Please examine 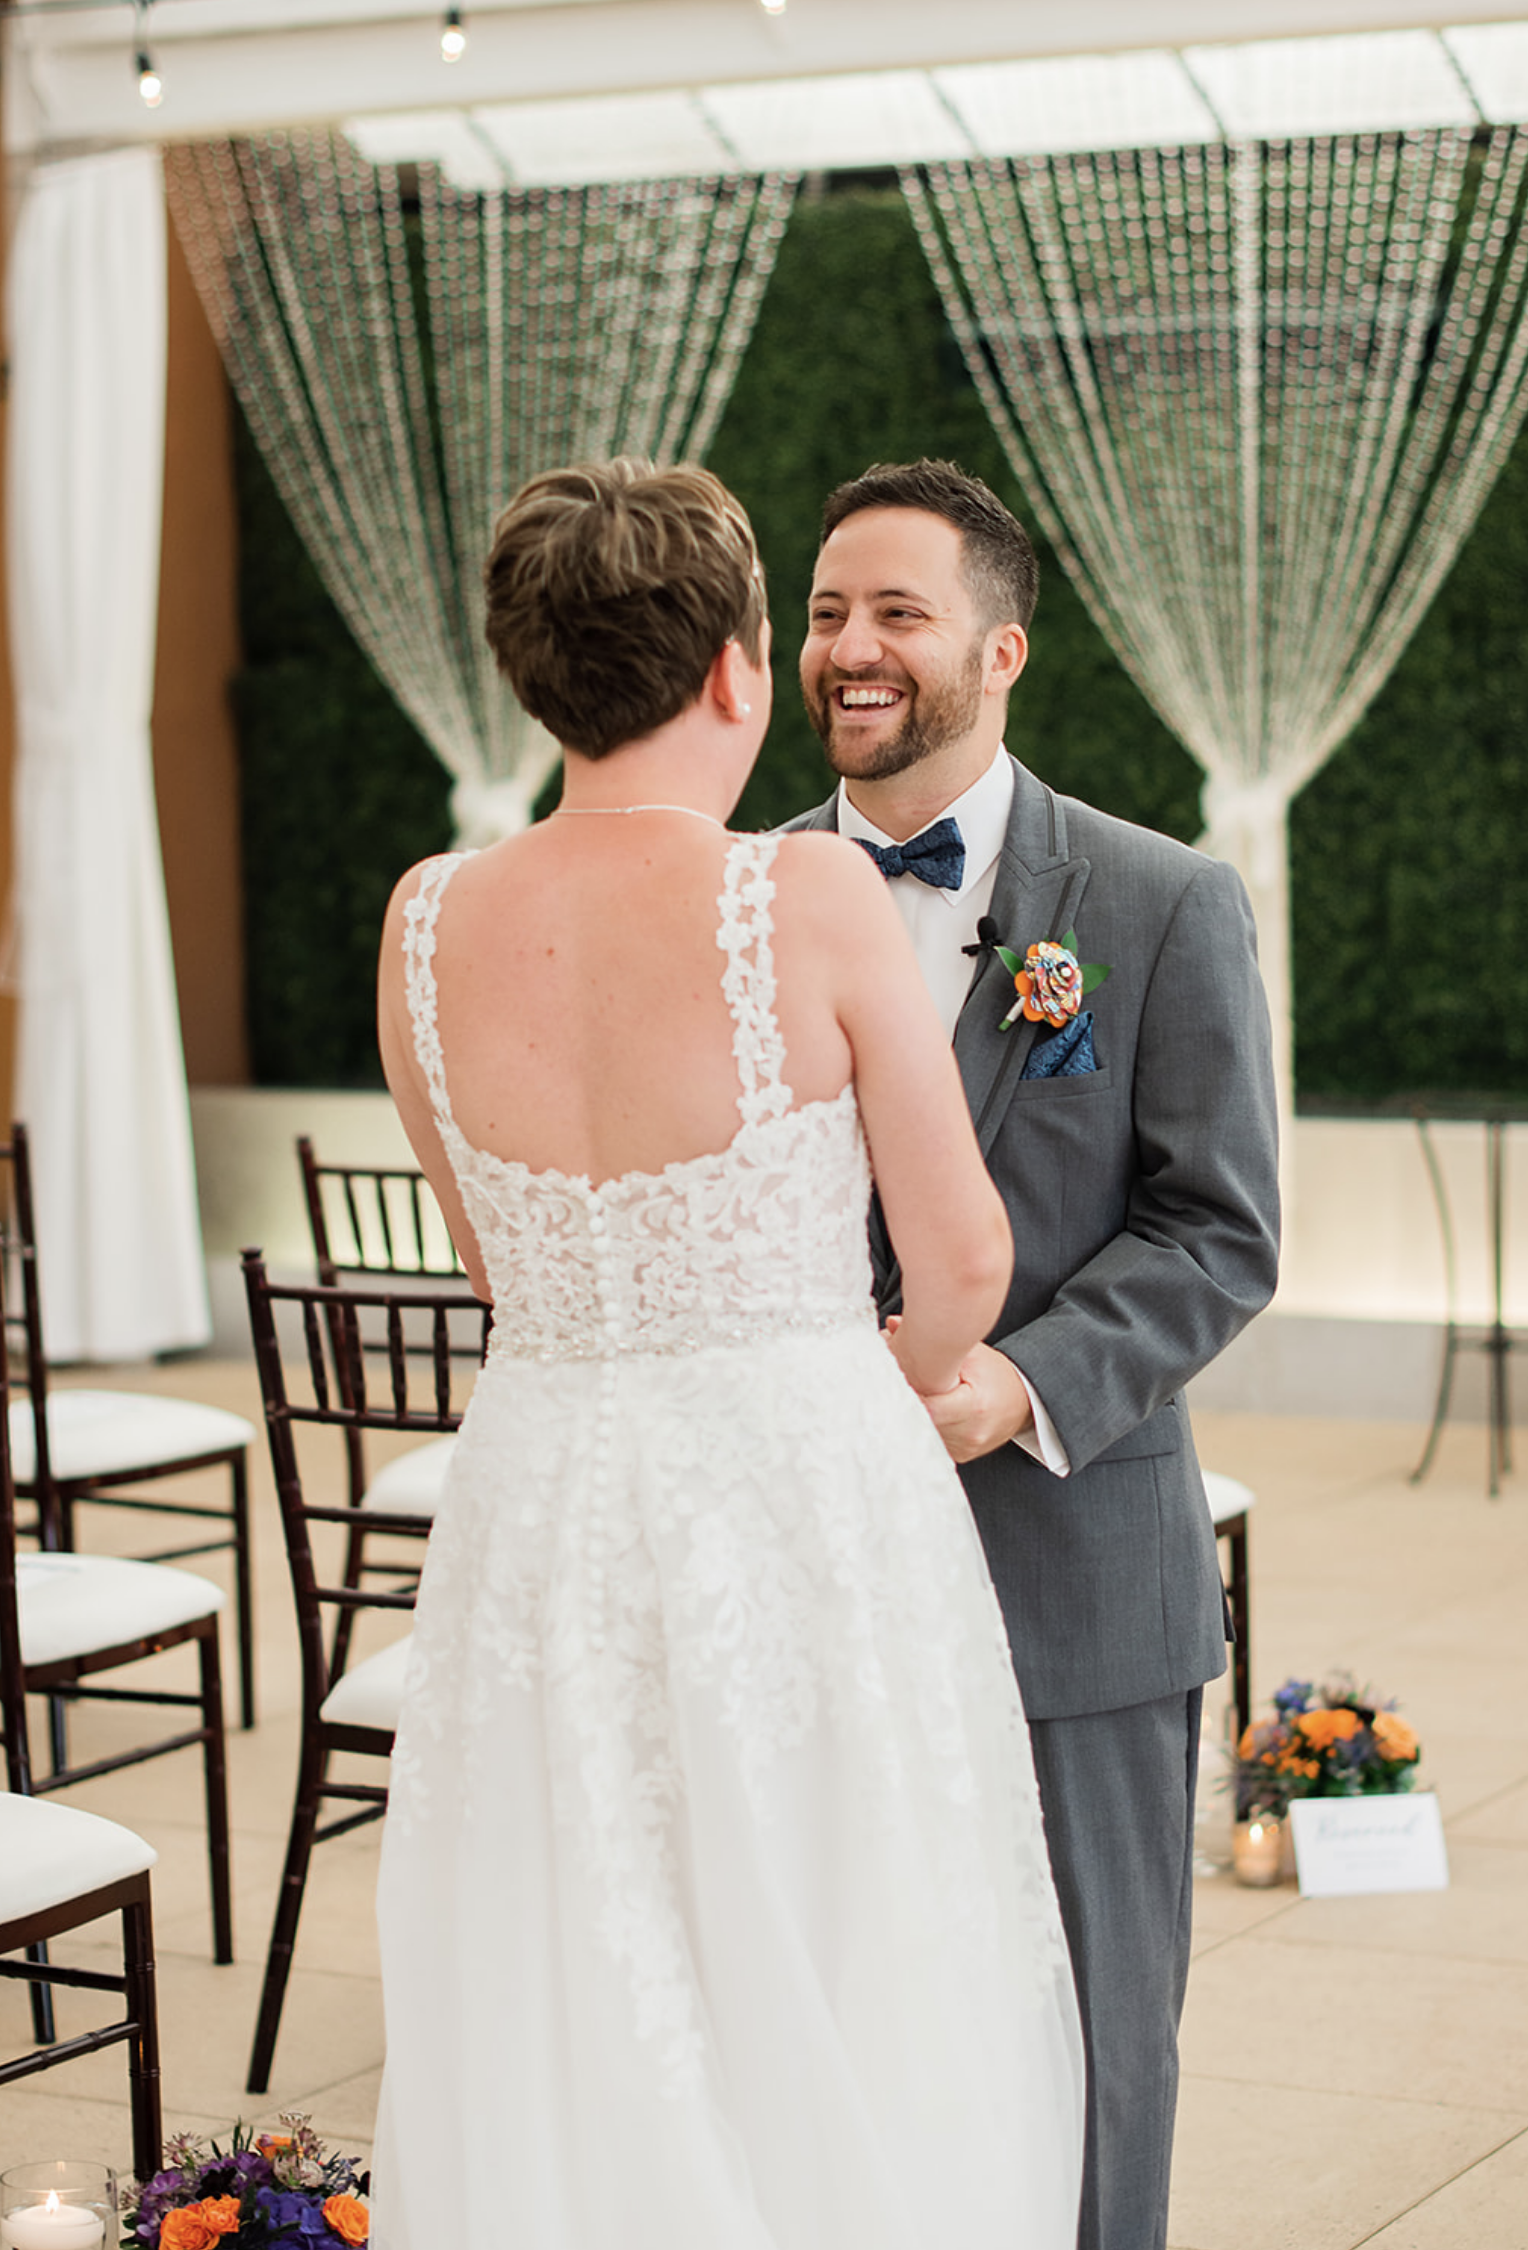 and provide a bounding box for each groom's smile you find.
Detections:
[826,676,911,729]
